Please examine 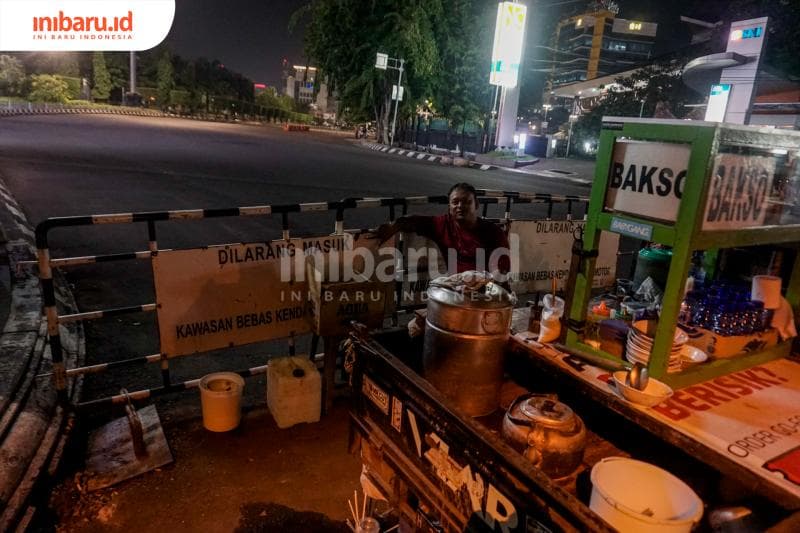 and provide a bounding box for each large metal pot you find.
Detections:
[422,281,513,417]
[502,394,587,479]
